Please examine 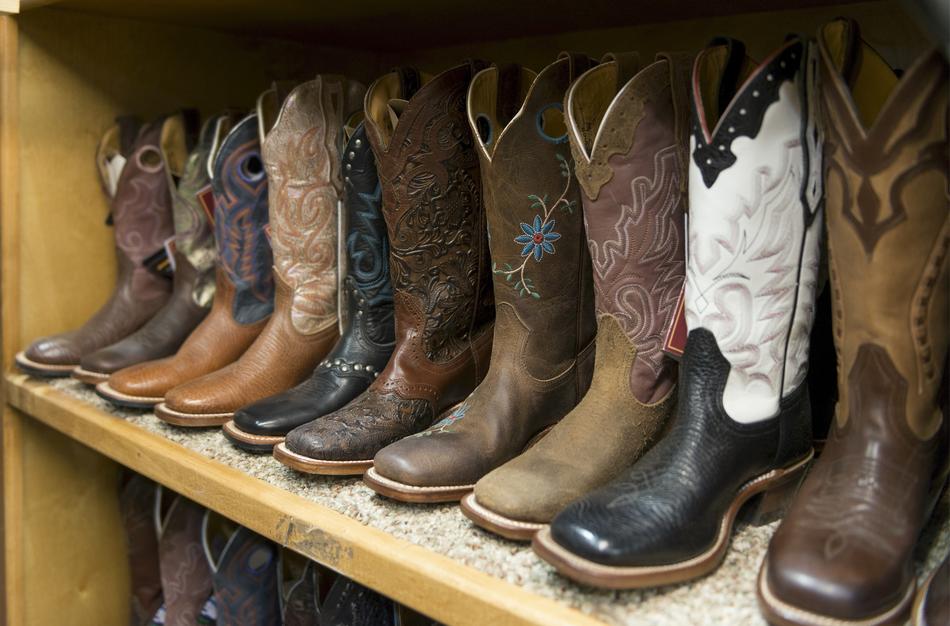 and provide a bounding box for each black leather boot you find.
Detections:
[223,122,395,453]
